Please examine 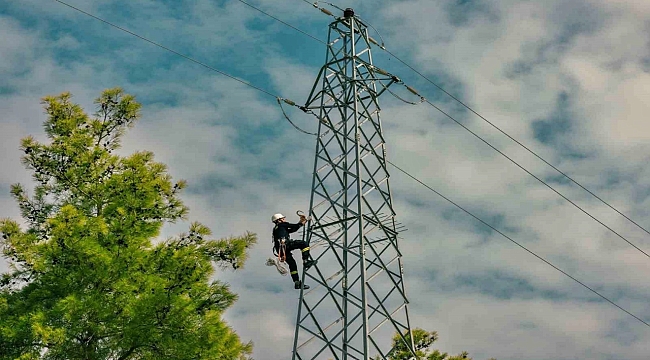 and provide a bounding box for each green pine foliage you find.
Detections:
[383,328,496,360]
[0,89,257,359]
